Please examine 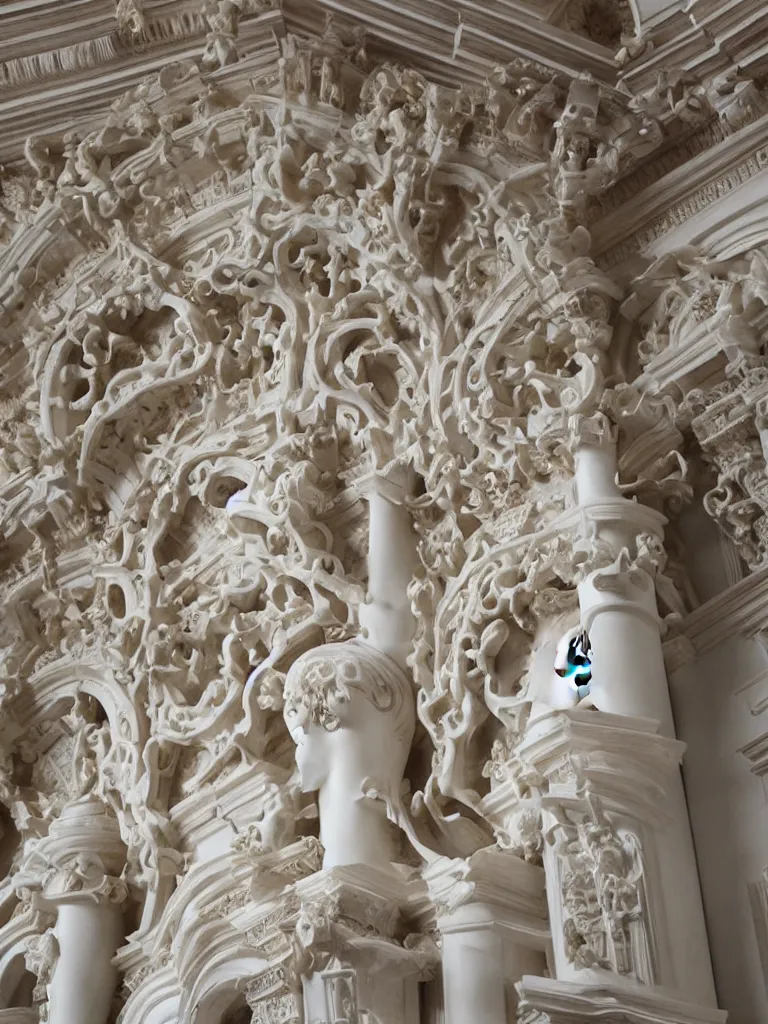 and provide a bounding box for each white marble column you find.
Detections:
[48,901,124,1024]
[358,468,417,669]
[572,418,676,734]
[17,798,128,1024]
[521,708,719,1007]
[425,847,549,1024]
[441,905,506,1024]
[575,566,716,1002]
[556,421,718,1007]
[279,460,428,1023]
[579,557,676,736]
